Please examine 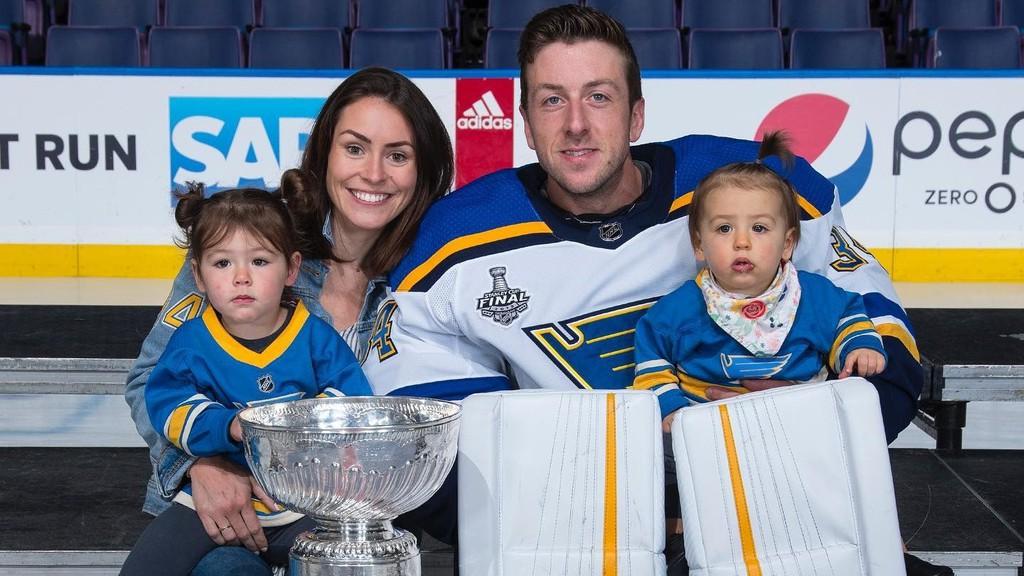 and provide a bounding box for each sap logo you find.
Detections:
[169,97,324,193]
[756,94,873,205]
[456,91,512,130]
